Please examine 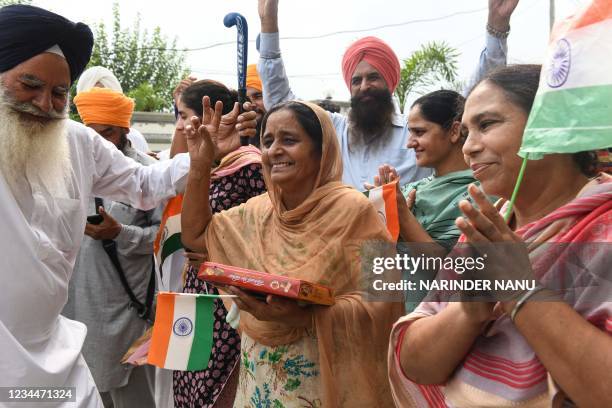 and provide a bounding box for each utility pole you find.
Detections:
[549,0,556,32]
